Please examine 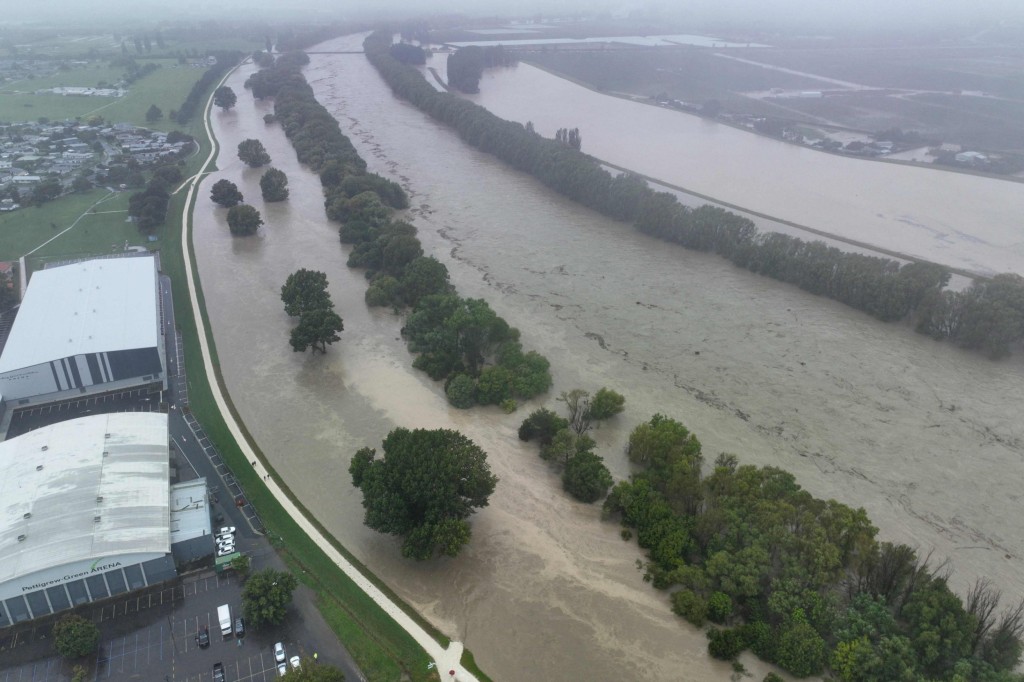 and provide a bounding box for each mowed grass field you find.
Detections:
[0,60,207,131]
[0,189,147,263]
